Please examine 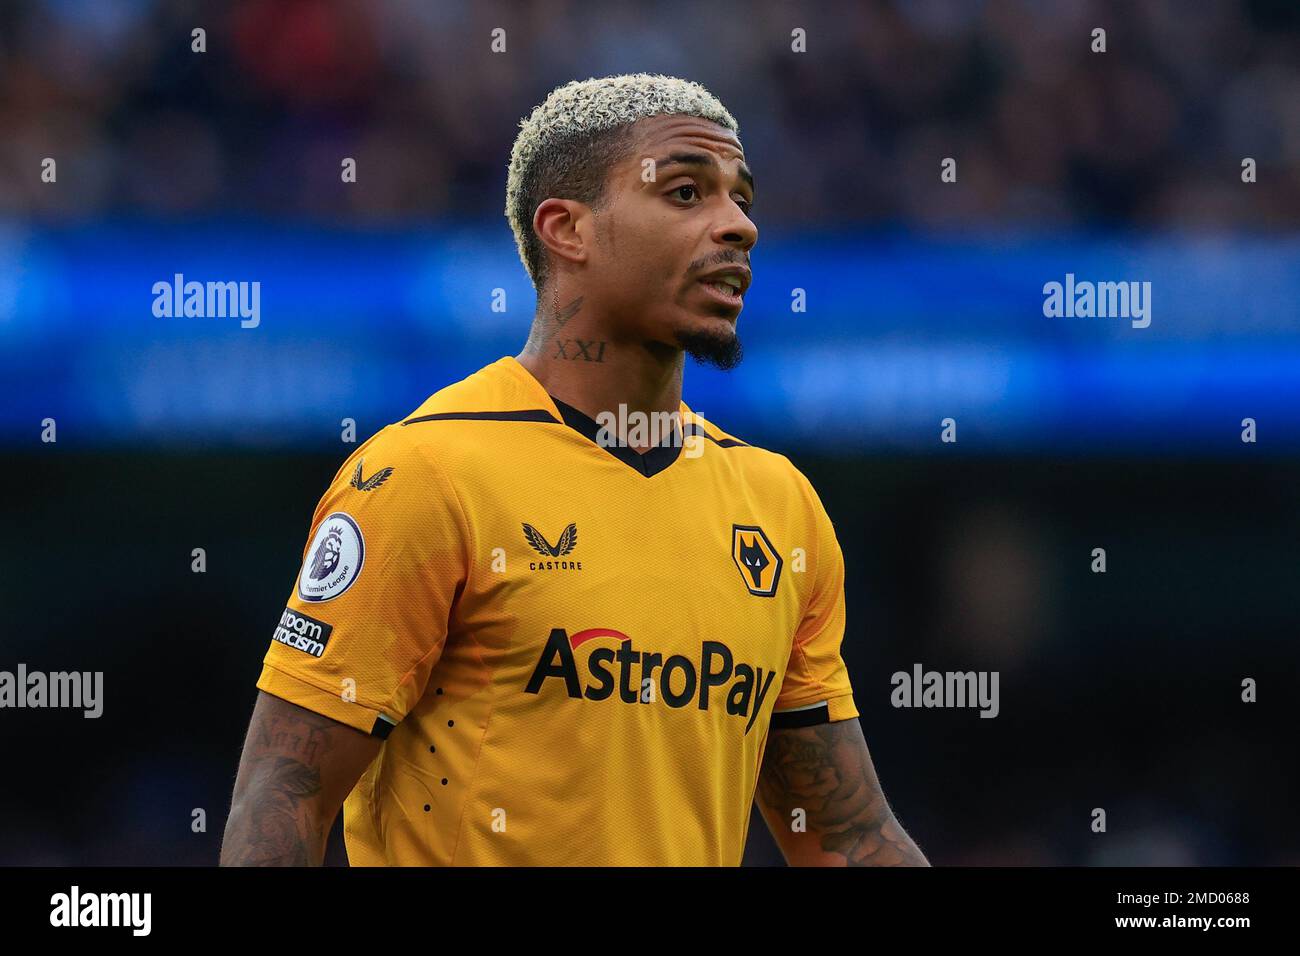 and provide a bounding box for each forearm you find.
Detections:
[220,765,332,866]
[758,801,928,867]
[756,718,929,866]
[220,692,364,867]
